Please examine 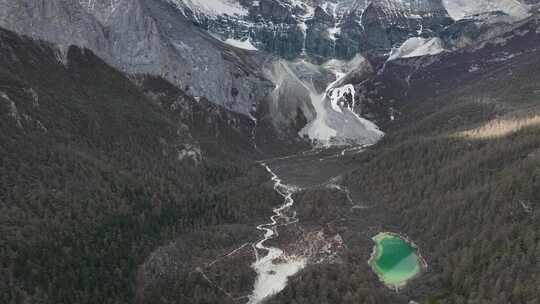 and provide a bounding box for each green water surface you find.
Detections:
[370,233,421,287]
